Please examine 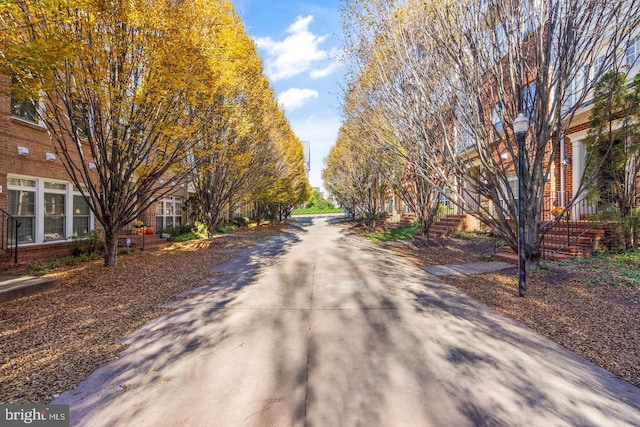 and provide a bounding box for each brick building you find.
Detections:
[0,73,188,263]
